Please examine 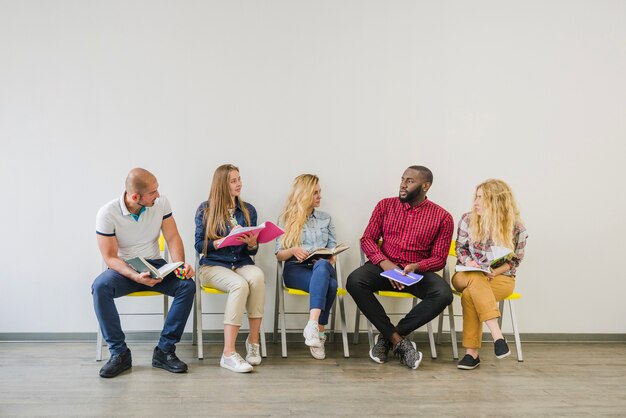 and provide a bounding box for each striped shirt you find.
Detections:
[455,212,528,276]
[361,197,454,272]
